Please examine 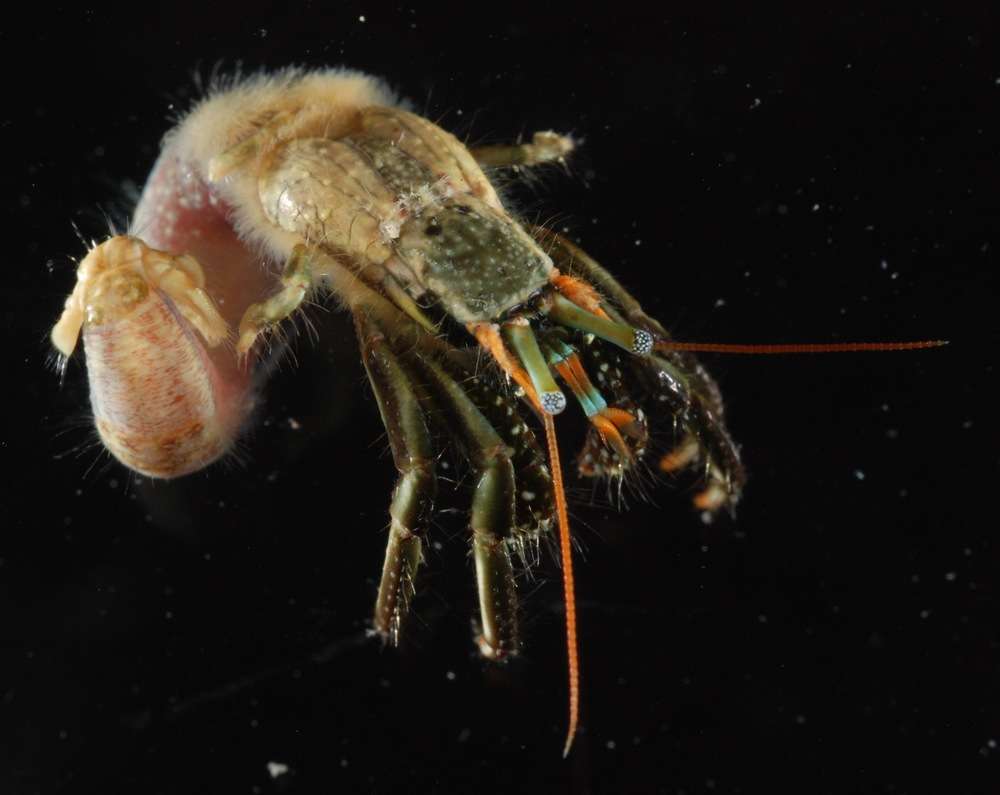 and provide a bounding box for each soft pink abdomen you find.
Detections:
[85,142,274,477]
